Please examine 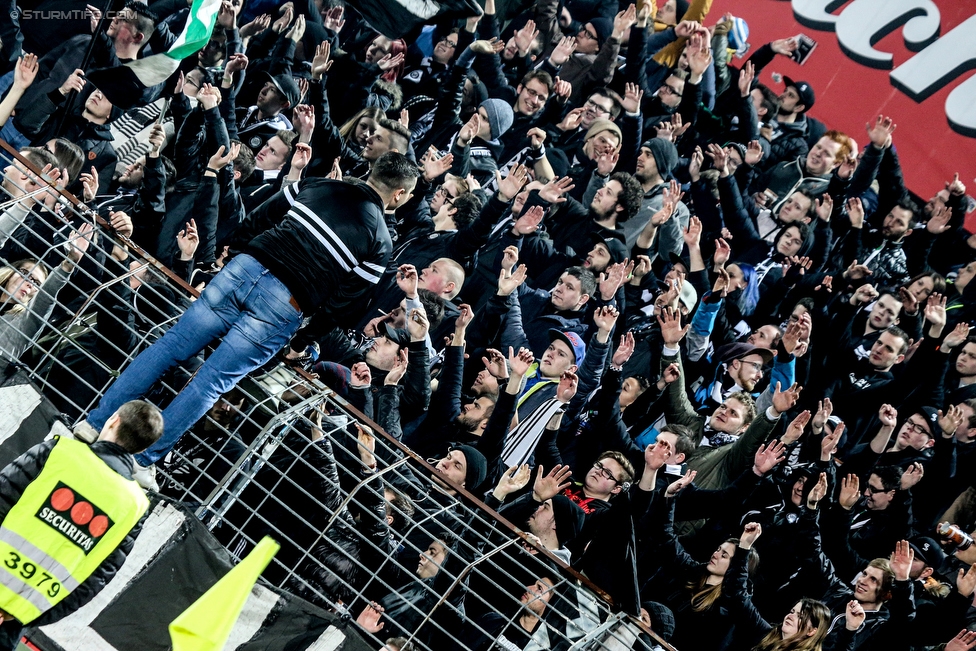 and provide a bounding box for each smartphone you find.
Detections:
[155,98,171,125]
[790,34,818,65]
